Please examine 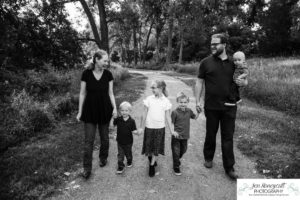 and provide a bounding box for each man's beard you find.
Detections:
[212,48,224,57]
